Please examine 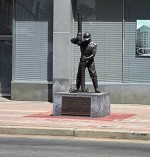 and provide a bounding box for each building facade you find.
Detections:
[1,0,150,104]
